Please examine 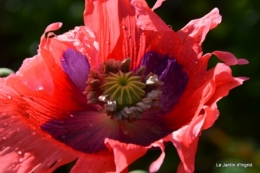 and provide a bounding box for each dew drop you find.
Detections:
[7,95,12,99]
[19,157,24,162]
[69,114,74,118]
[122,25,127,30]
[38,87,44,91]
[73,41,80,47]
[17,150,22,155]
